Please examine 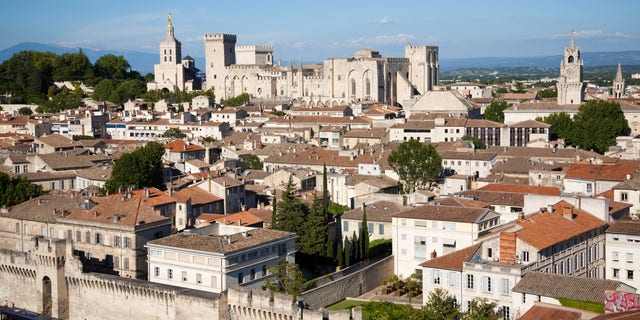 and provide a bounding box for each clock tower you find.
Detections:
[557,31,585,105]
